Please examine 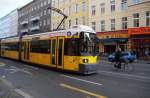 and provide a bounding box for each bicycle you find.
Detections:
[111,58,135,72]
